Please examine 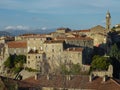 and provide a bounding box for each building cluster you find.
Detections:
[0,11,112,75]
